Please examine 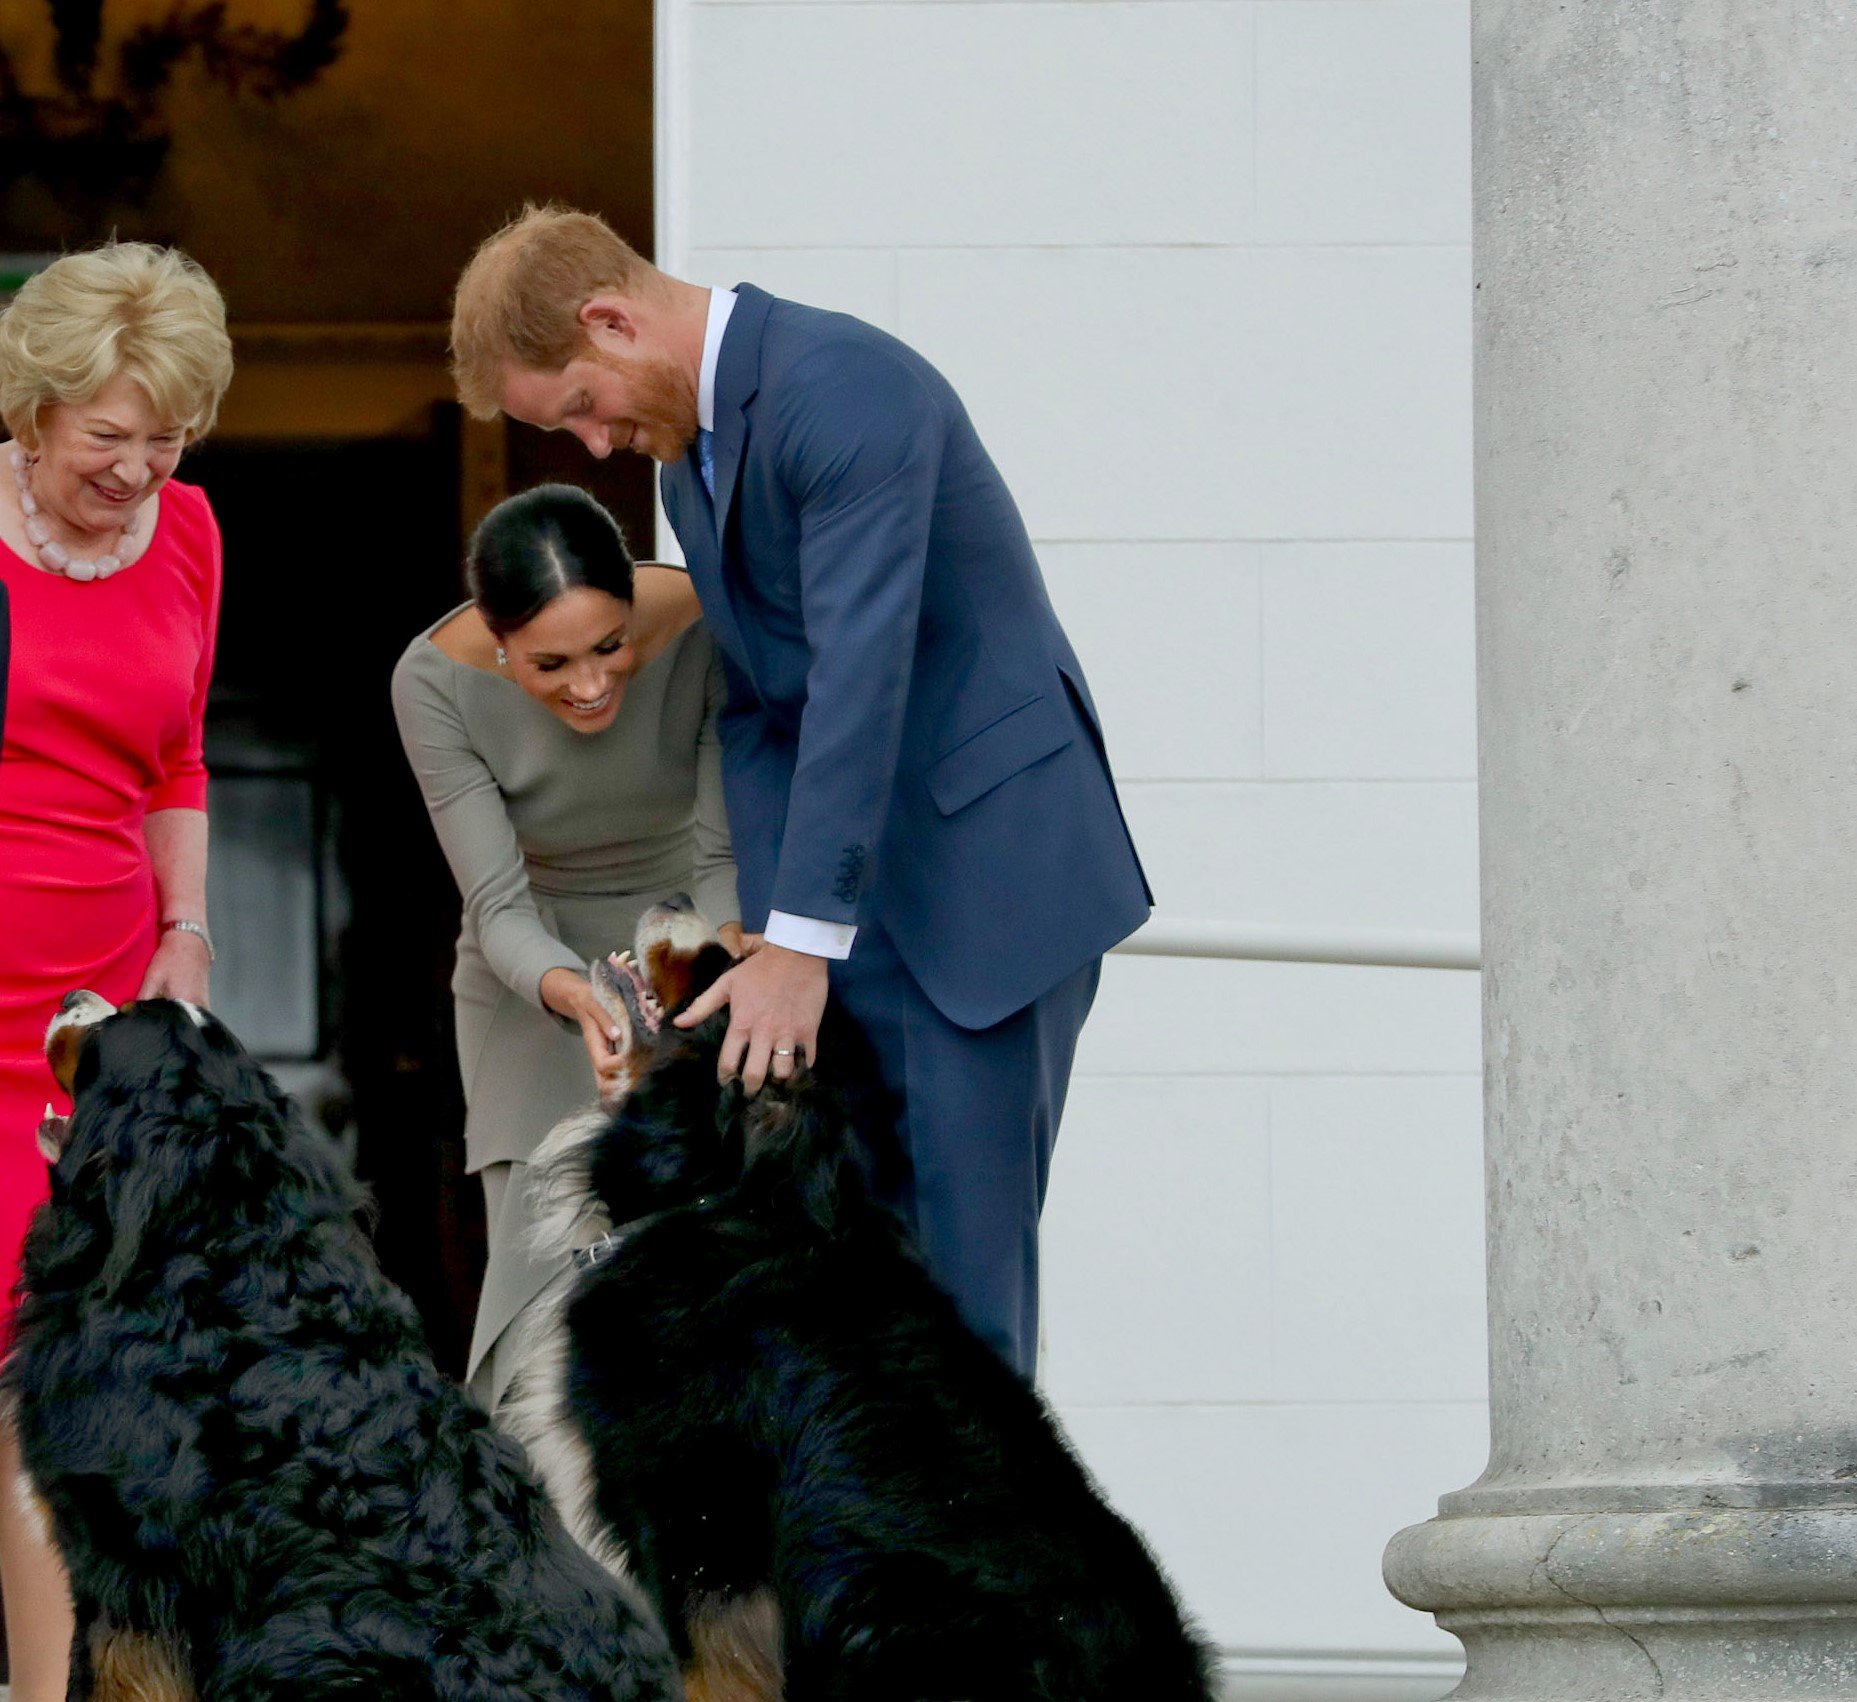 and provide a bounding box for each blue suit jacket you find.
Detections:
[662,286,1151,1030]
